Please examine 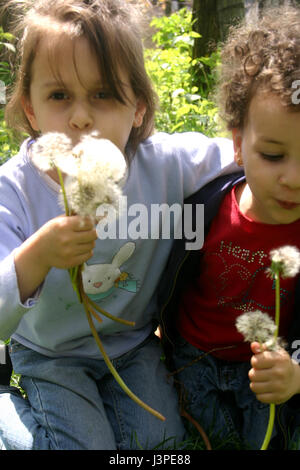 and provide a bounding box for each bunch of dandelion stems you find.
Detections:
[260,269,280,450]
[56,166,165,422]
